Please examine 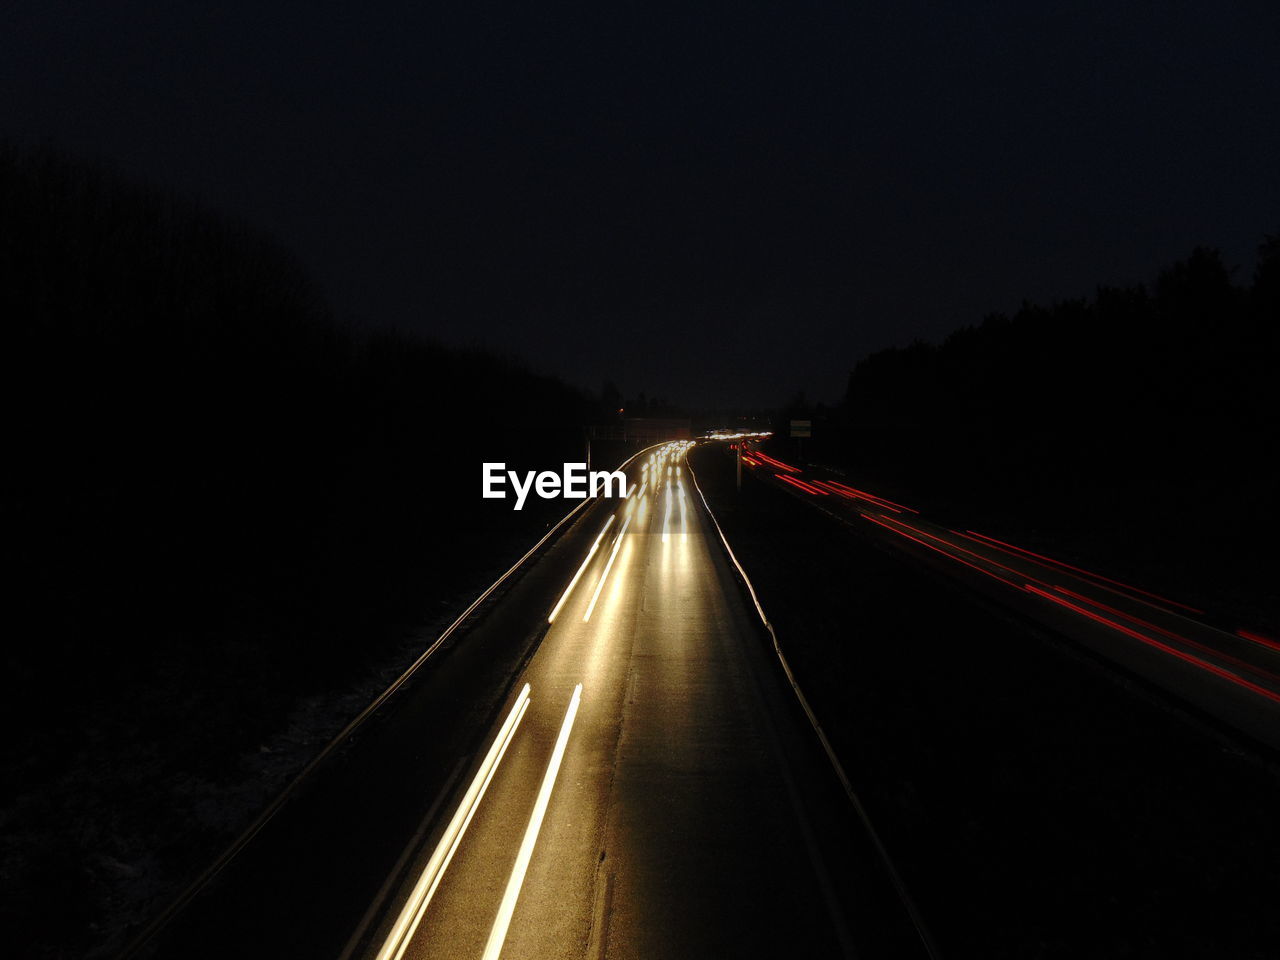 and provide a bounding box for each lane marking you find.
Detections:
[548,515,615,623]
[481,684,584,960]
[374,685,532,960]
[583,516,631,621]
